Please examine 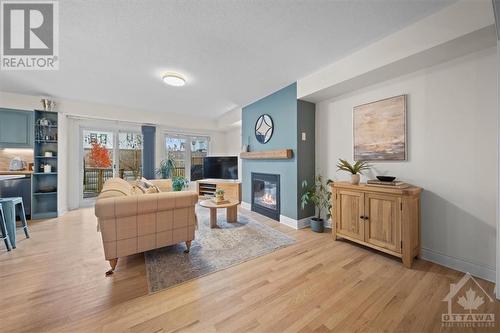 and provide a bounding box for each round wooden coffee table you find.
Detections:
[199,199,239,228]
